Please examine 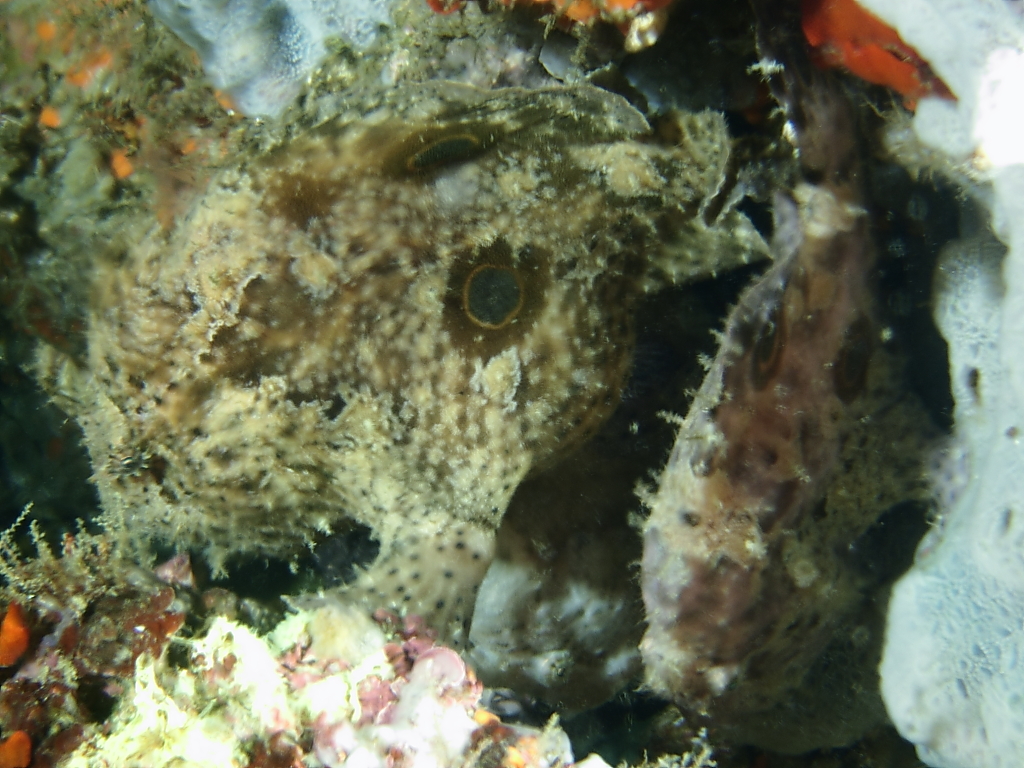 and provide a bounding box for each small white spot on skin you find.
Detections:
[602,647,639,680]
[431,165,482,212]
[470,348,522,413]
